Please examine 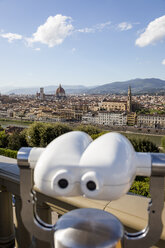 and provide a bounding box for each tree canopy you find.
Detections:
[26,122,72,147]
[0,131,9,148]
[129,138,159,153]
[8,130,28,150]
[161,136,165,151]
[75,124,101,136]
